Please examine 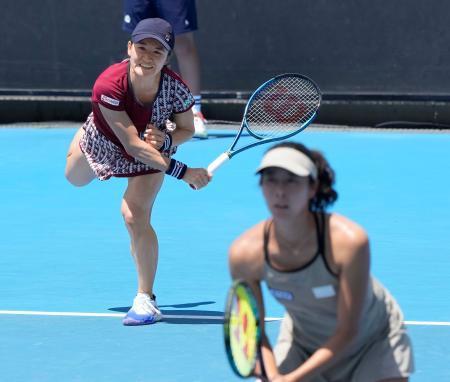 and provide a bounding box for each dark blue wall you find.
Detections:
[198,0,450,95]
[1,0,449,96]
